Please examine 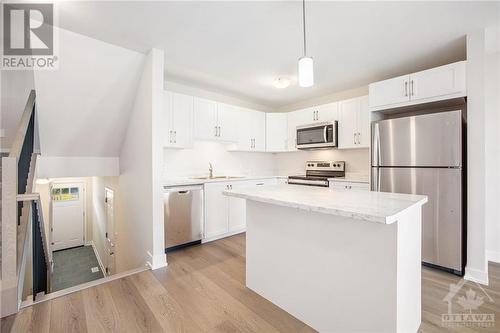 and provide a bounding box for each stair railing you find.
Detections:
[1,90,51,316]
